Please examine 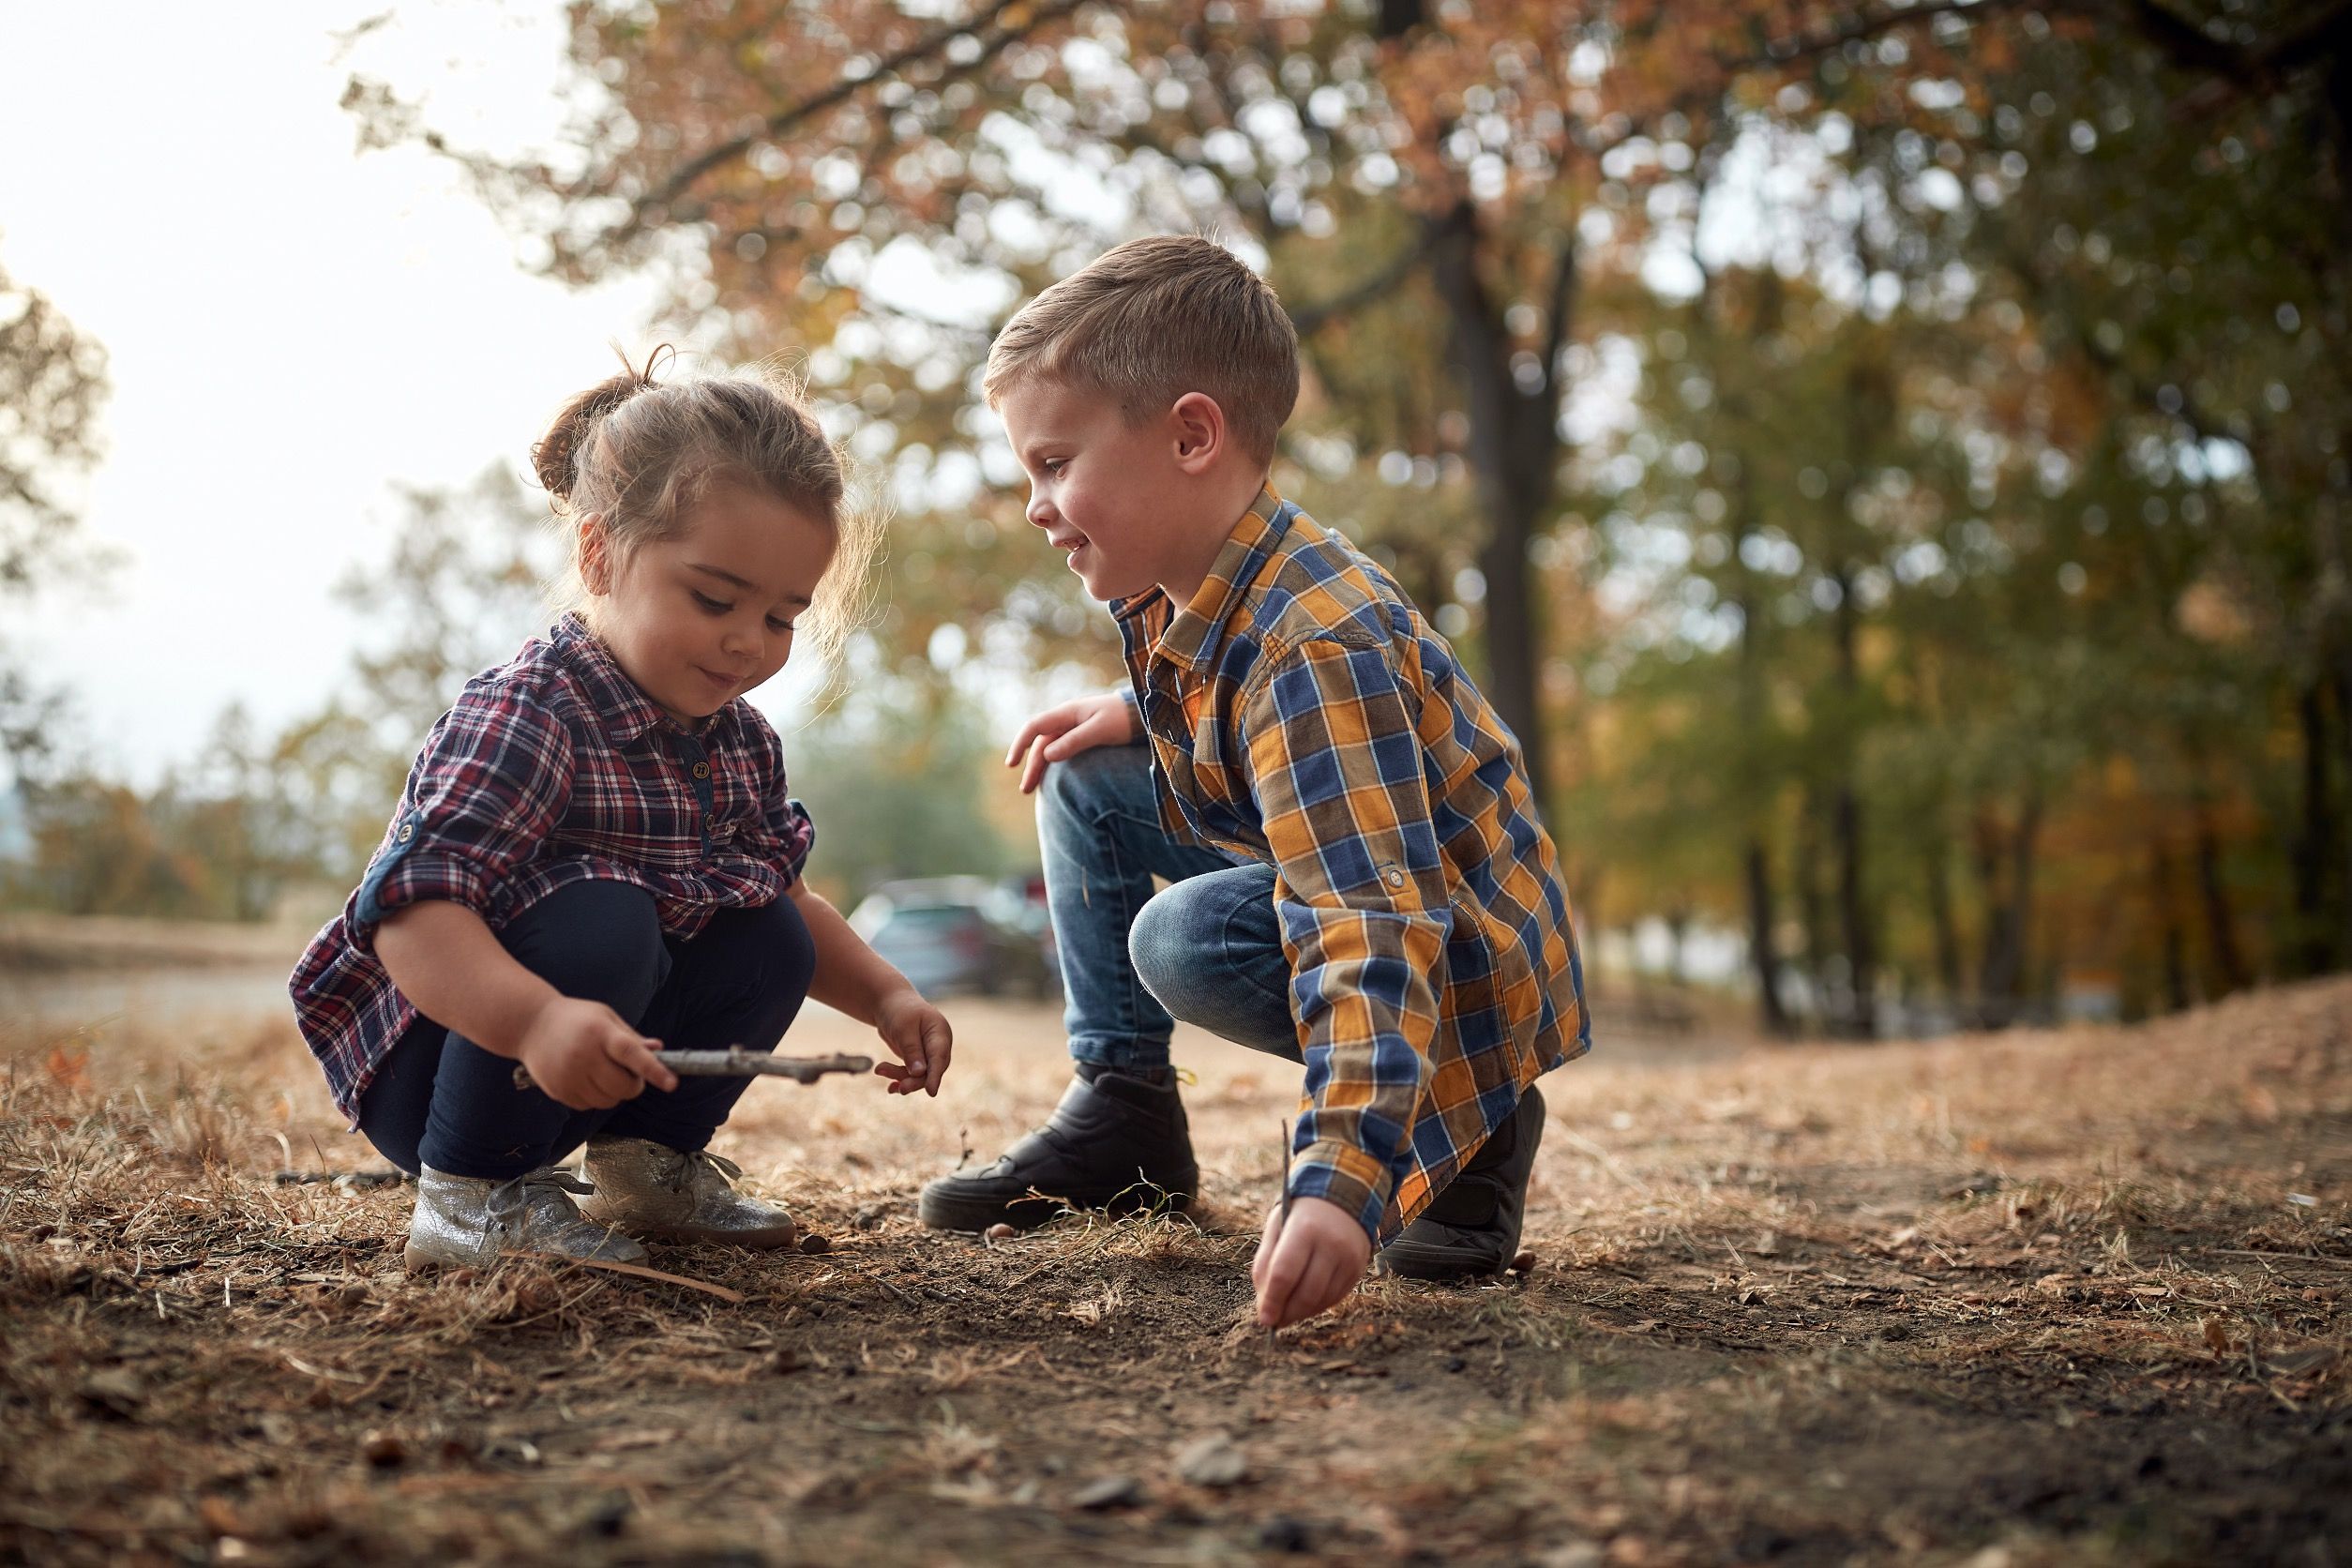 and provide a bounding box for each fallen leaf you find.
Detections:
[591,1428,681,1454]
[2201,1317,2232,1357]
